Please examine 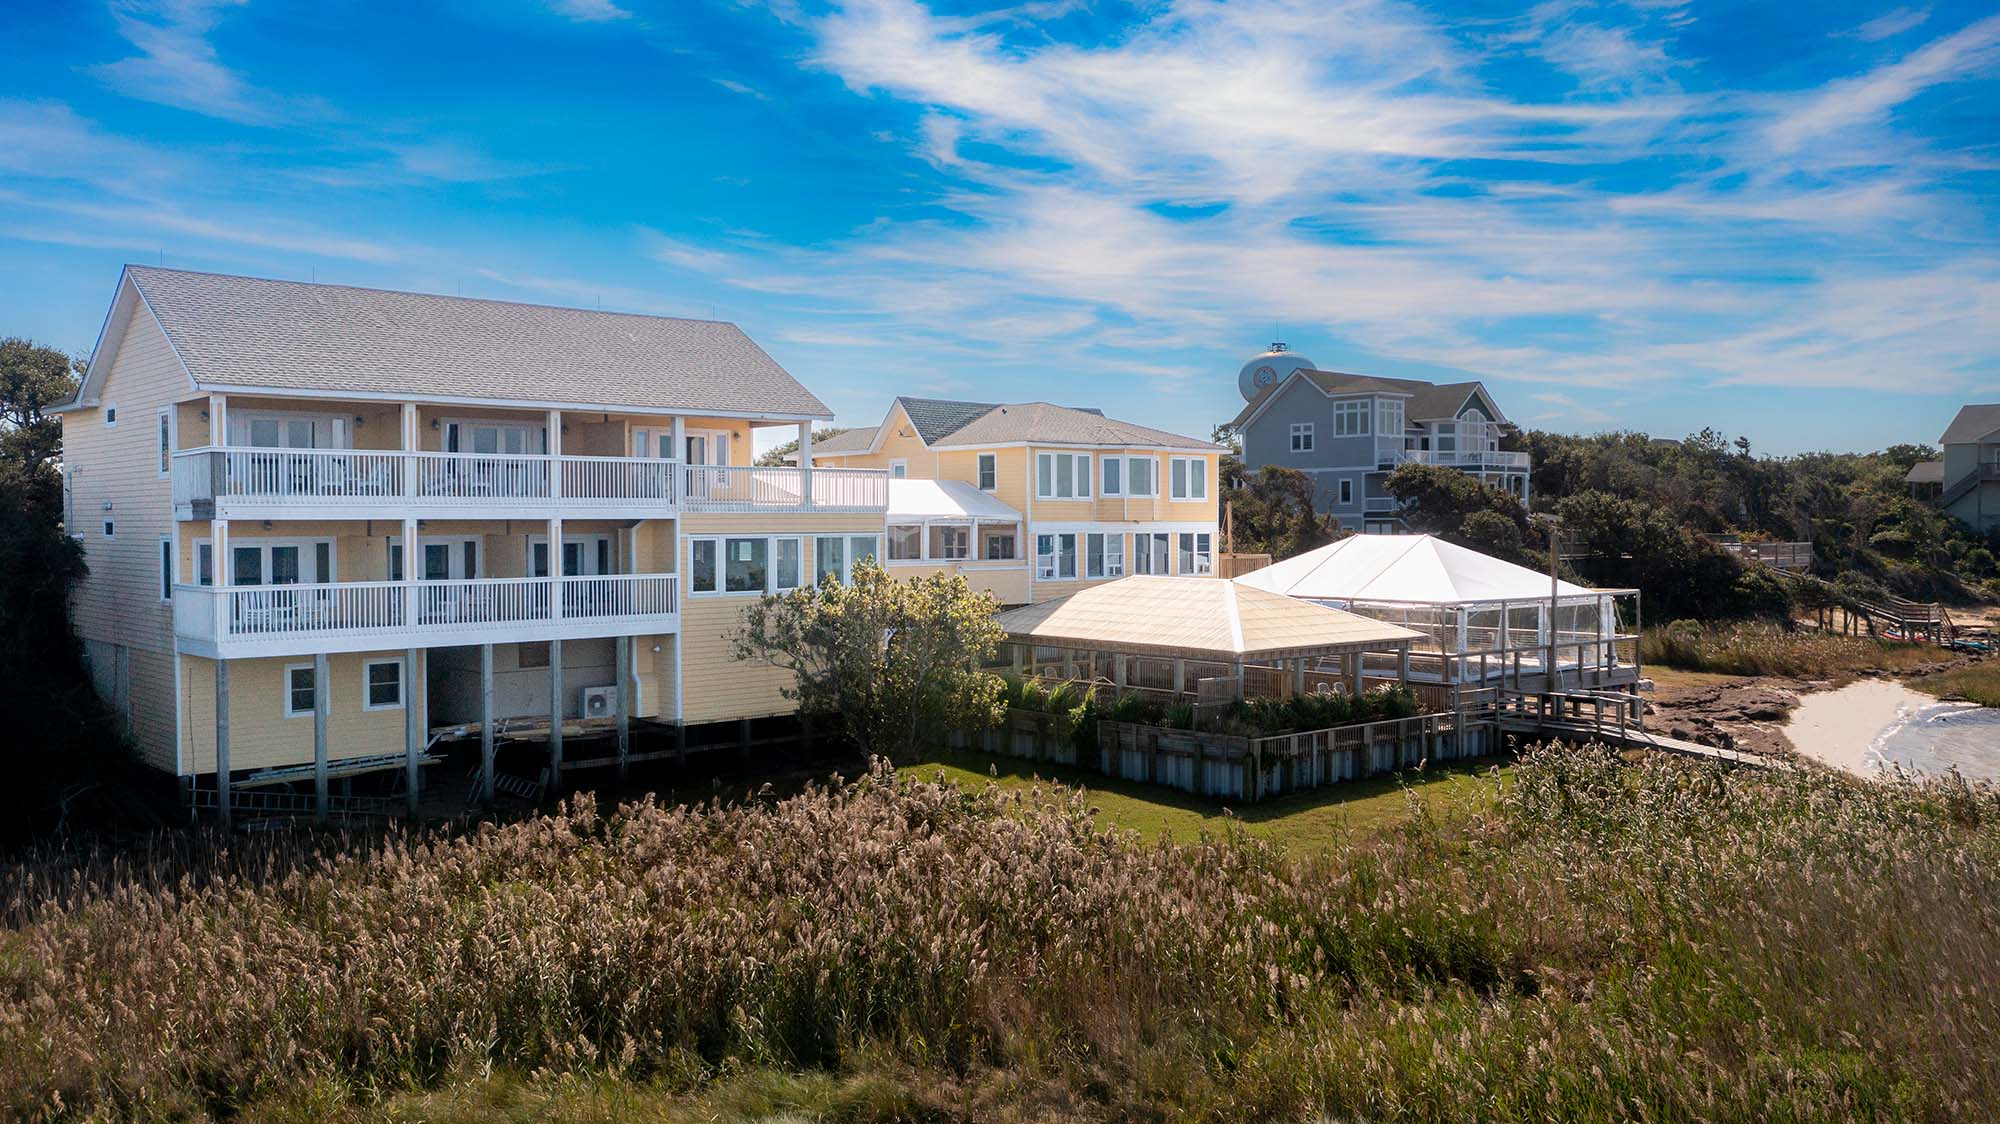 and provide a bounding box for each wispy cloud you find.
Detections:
[545,0,629,23]
[91,0,319,124]
[1844,6,1930,42]
[712,78,769,100]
